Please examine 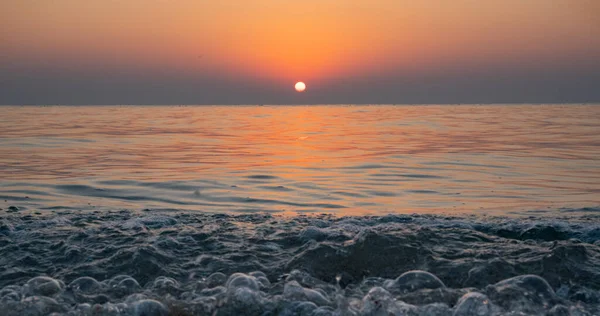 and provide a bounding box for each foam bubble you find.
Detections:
[384,270,446,294]
[453,292,493,316]
[69,276,102,294]
[130,299,169,316]
[284,281,331,307]
[24,276,64,297]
